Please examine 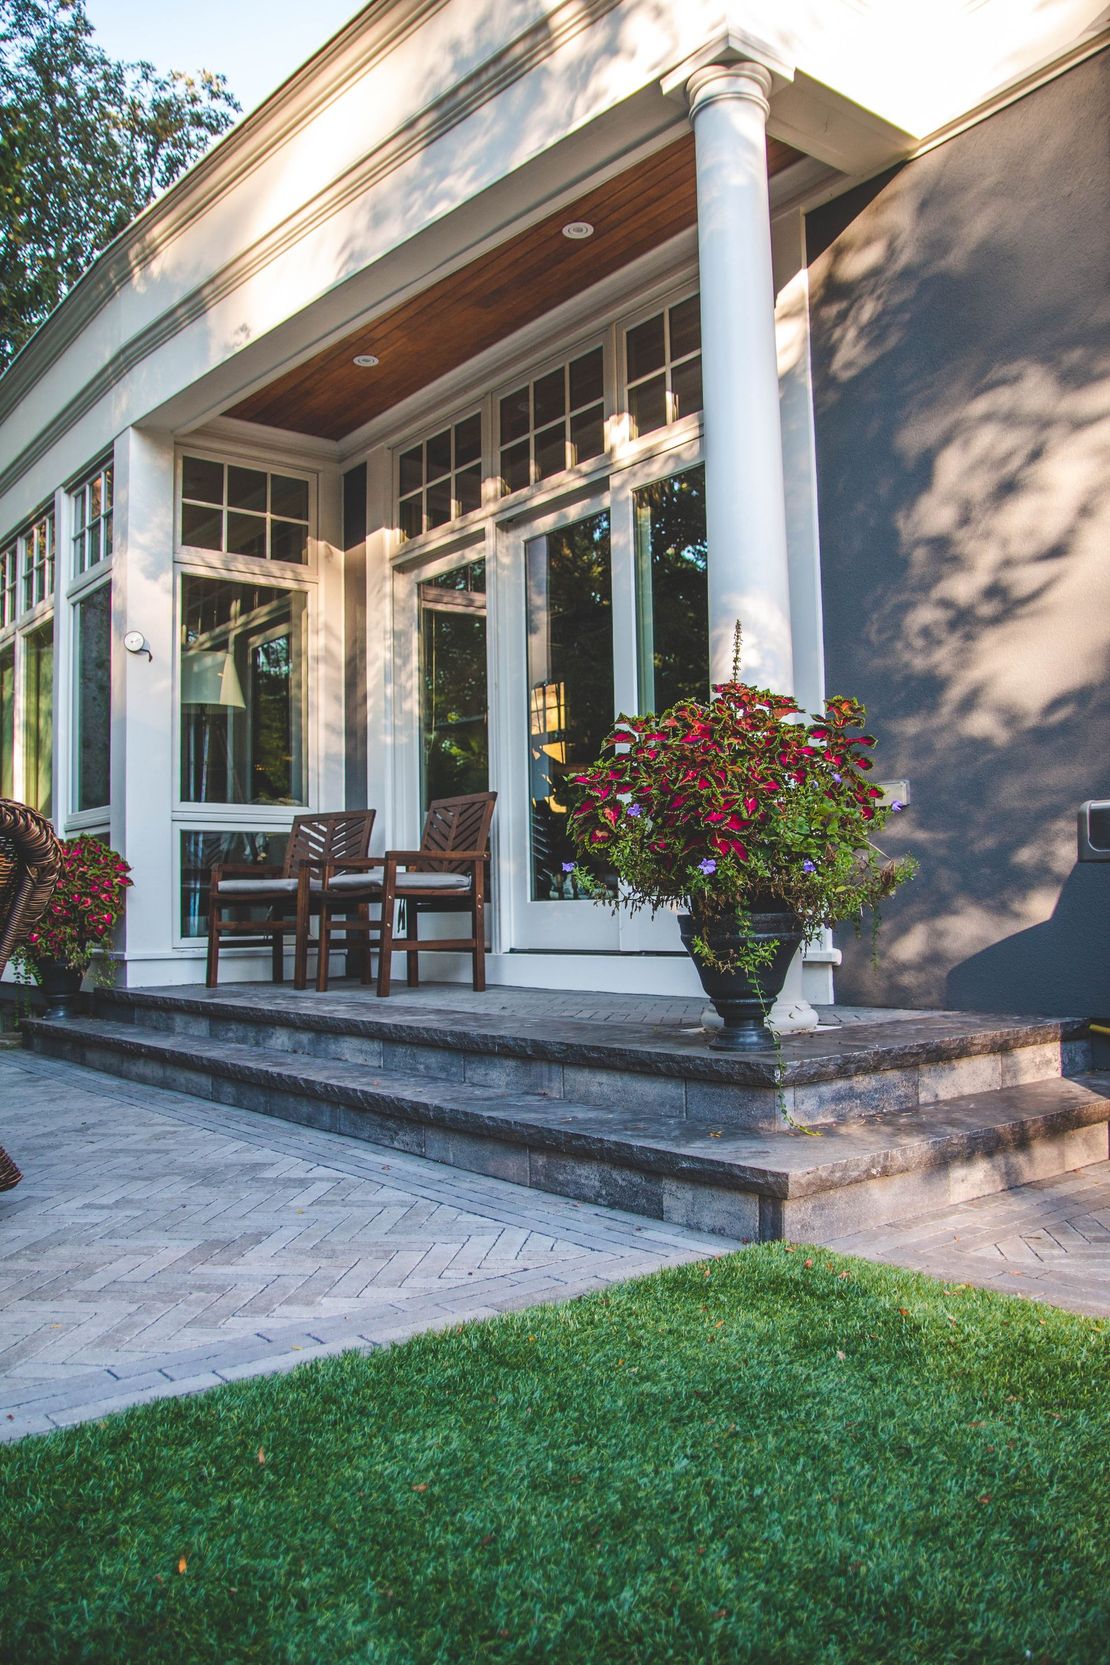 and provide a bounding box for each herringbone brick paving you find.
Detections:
[821,1162,1110,1316]
[0,1049,736,1440]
